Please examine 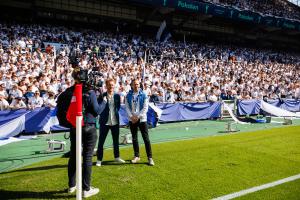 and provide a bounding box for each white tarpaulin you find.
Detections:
[261,101,300,118]
[0,136,35,147]
[43,109,59,133]
[0,113,27,139]
[149,102,163,119]
[223,103,248,124]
